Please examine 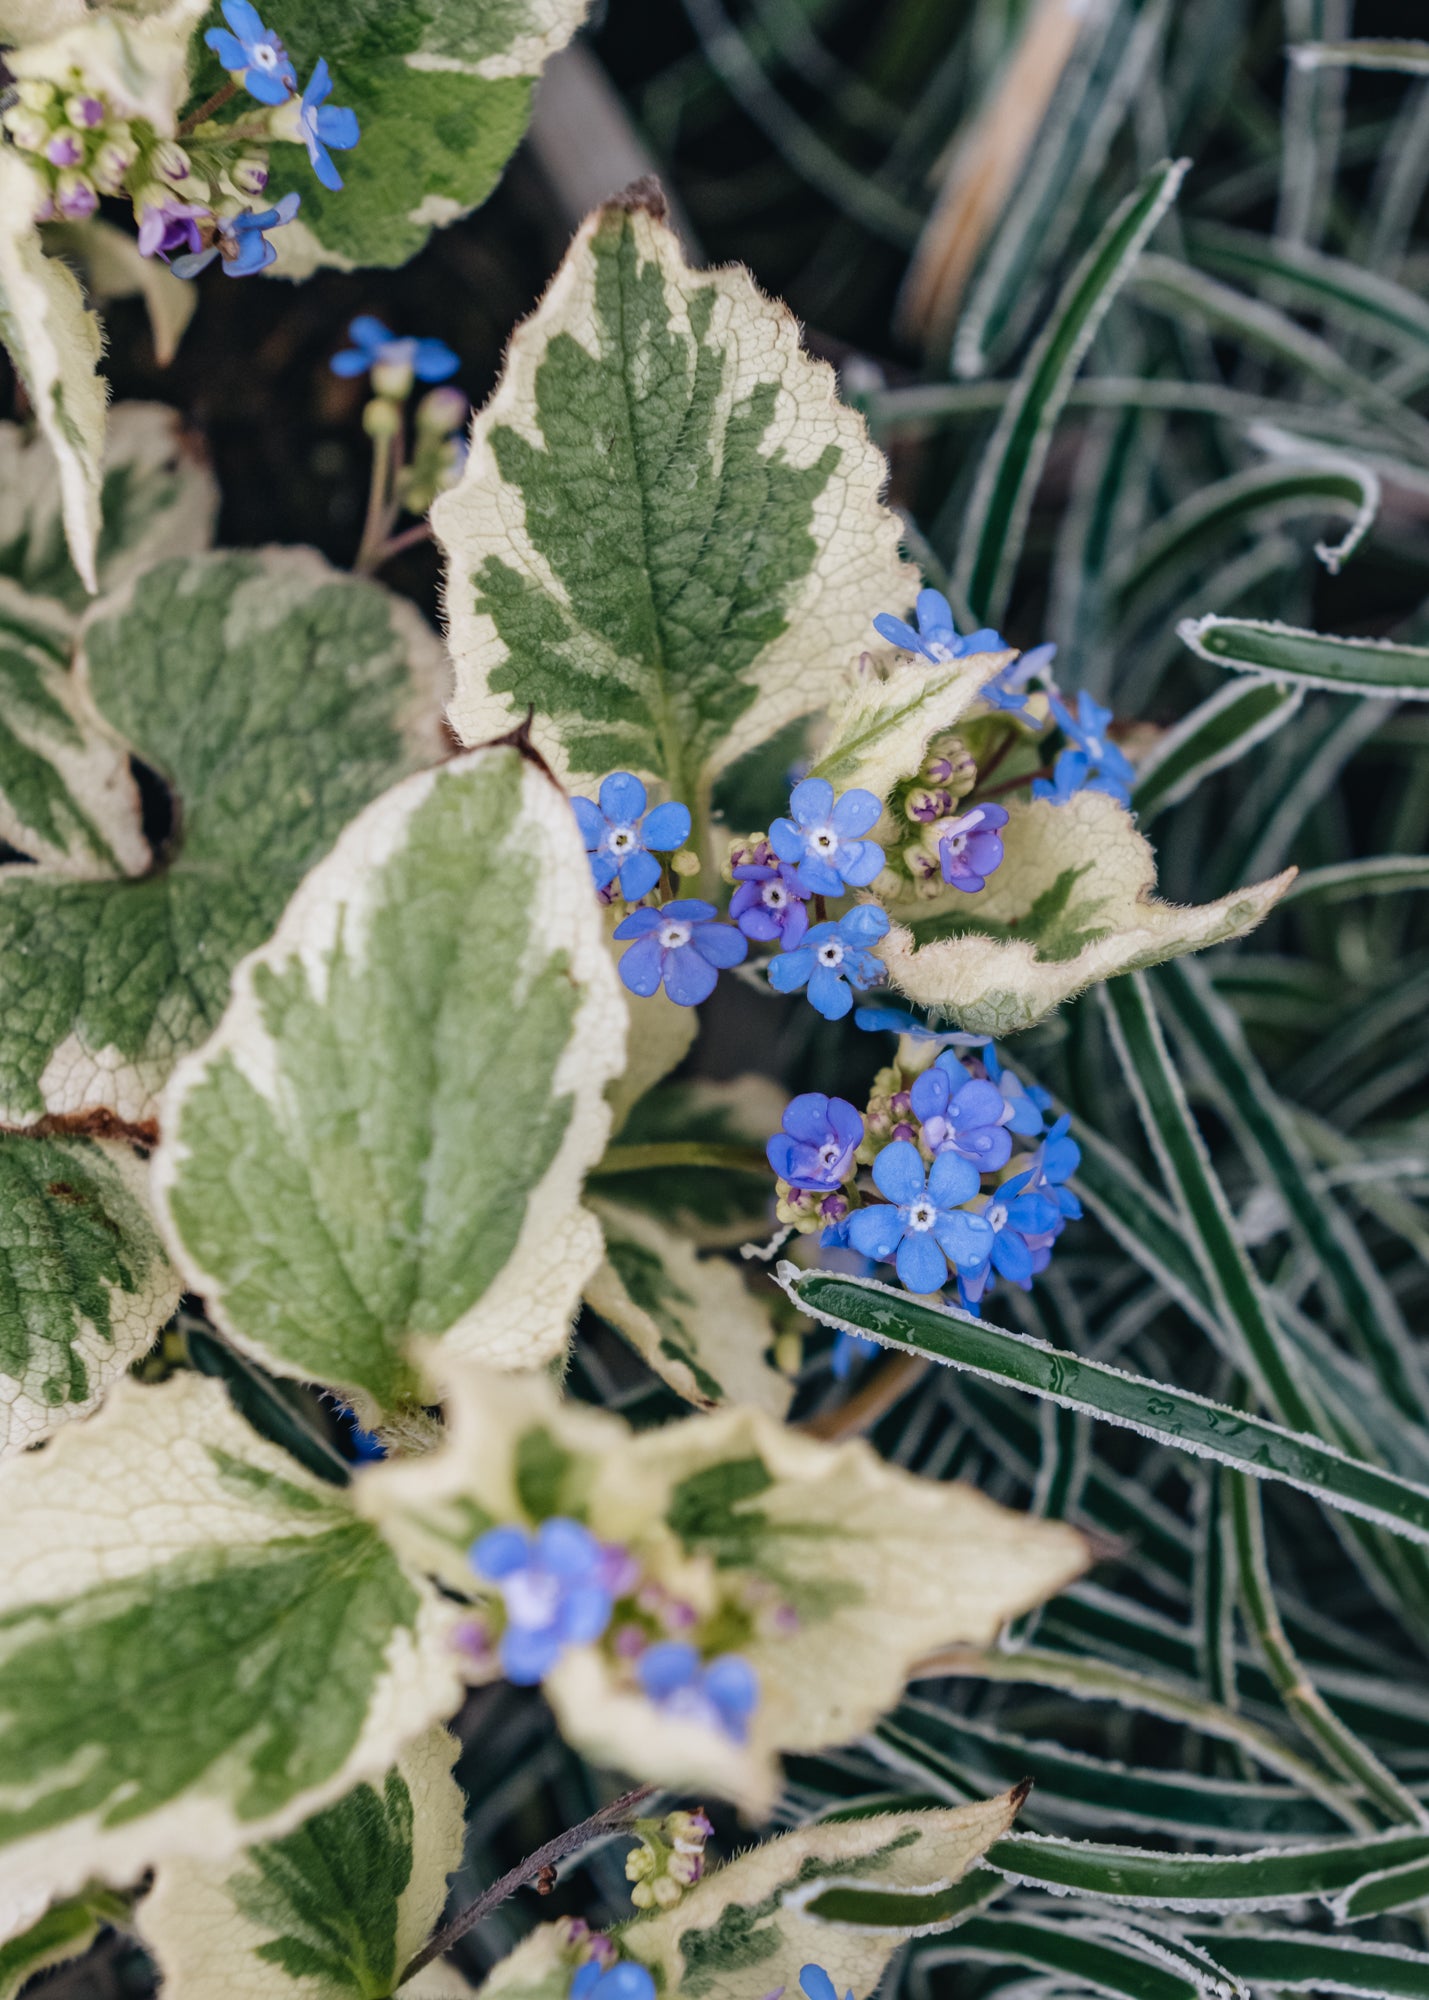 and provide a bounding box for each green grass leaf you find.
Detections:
[1179,615,1429,698]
